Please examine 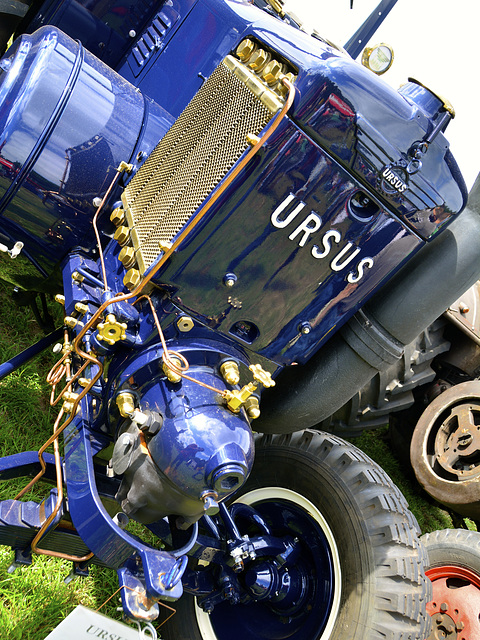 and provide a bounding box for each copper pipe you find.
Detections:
[30,359,94,561]
[16,78,296,557]
[92,164,130,292]
[143,295,227,396]
[72,78,296,356]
